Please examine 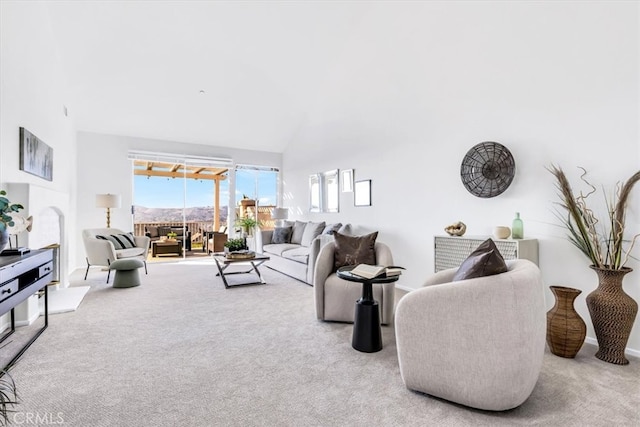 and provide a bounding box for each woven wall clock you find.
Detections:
[460,142,515,198]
